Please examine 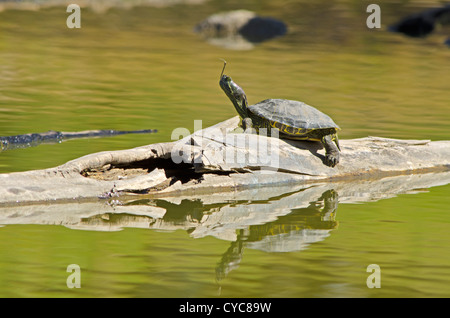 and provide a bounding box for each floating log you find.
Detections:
[0,128,157,152]
[0,116,449,205]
